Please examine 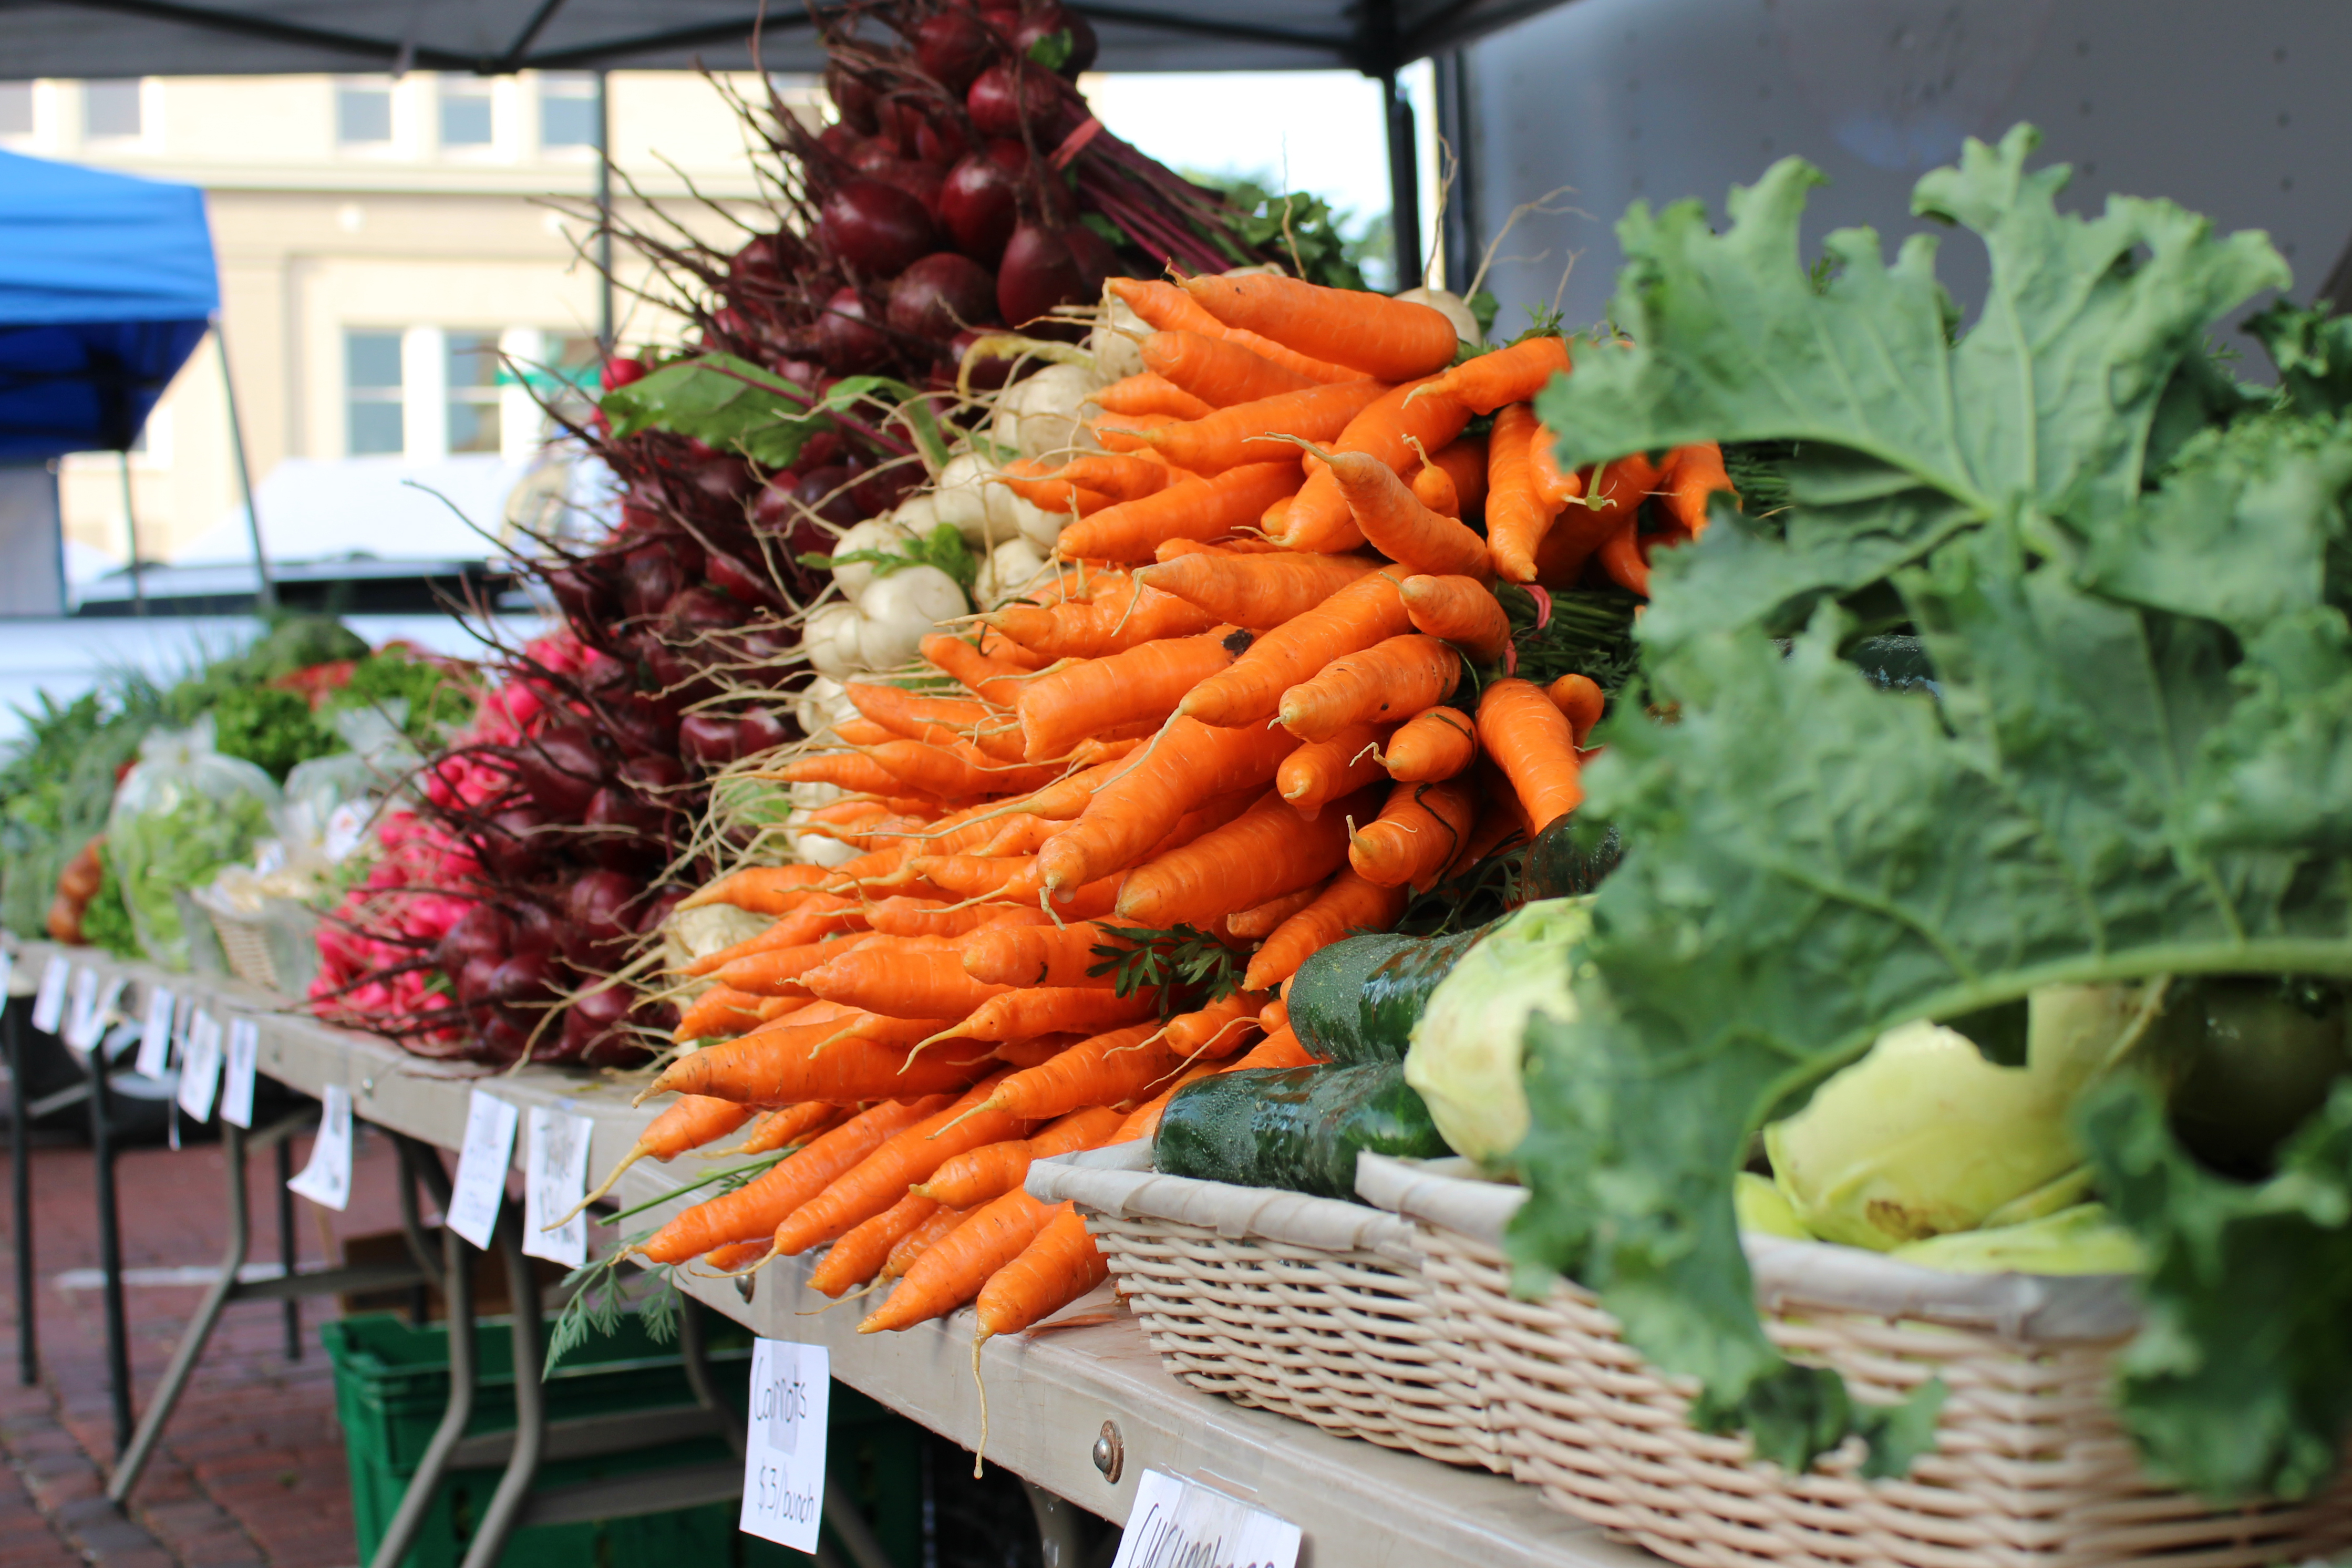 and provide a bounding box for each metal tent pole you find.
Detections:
[85,1045,132,1456]
[596,70,615,353]
[6,1003,34,1388]
[116,453,146,616]
[1385,71,1424,292]
[213,326,276,612]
